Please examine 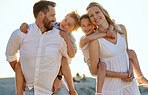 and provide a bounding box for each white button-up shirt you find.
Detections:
[6,23,69,95]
